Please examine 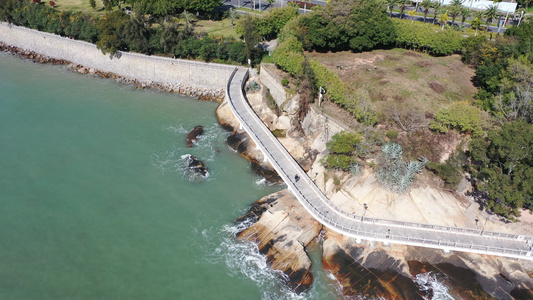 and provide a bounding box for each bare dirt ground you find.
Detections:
[307,49,478,118]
